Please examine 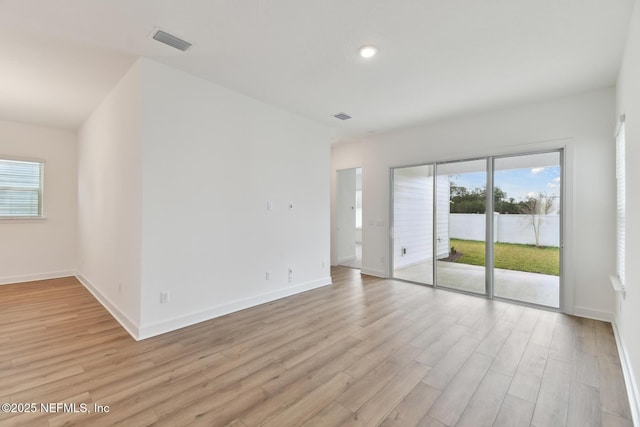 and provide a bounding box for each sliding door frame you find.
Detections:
[390,147,565,311]
[433,157,488,296]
